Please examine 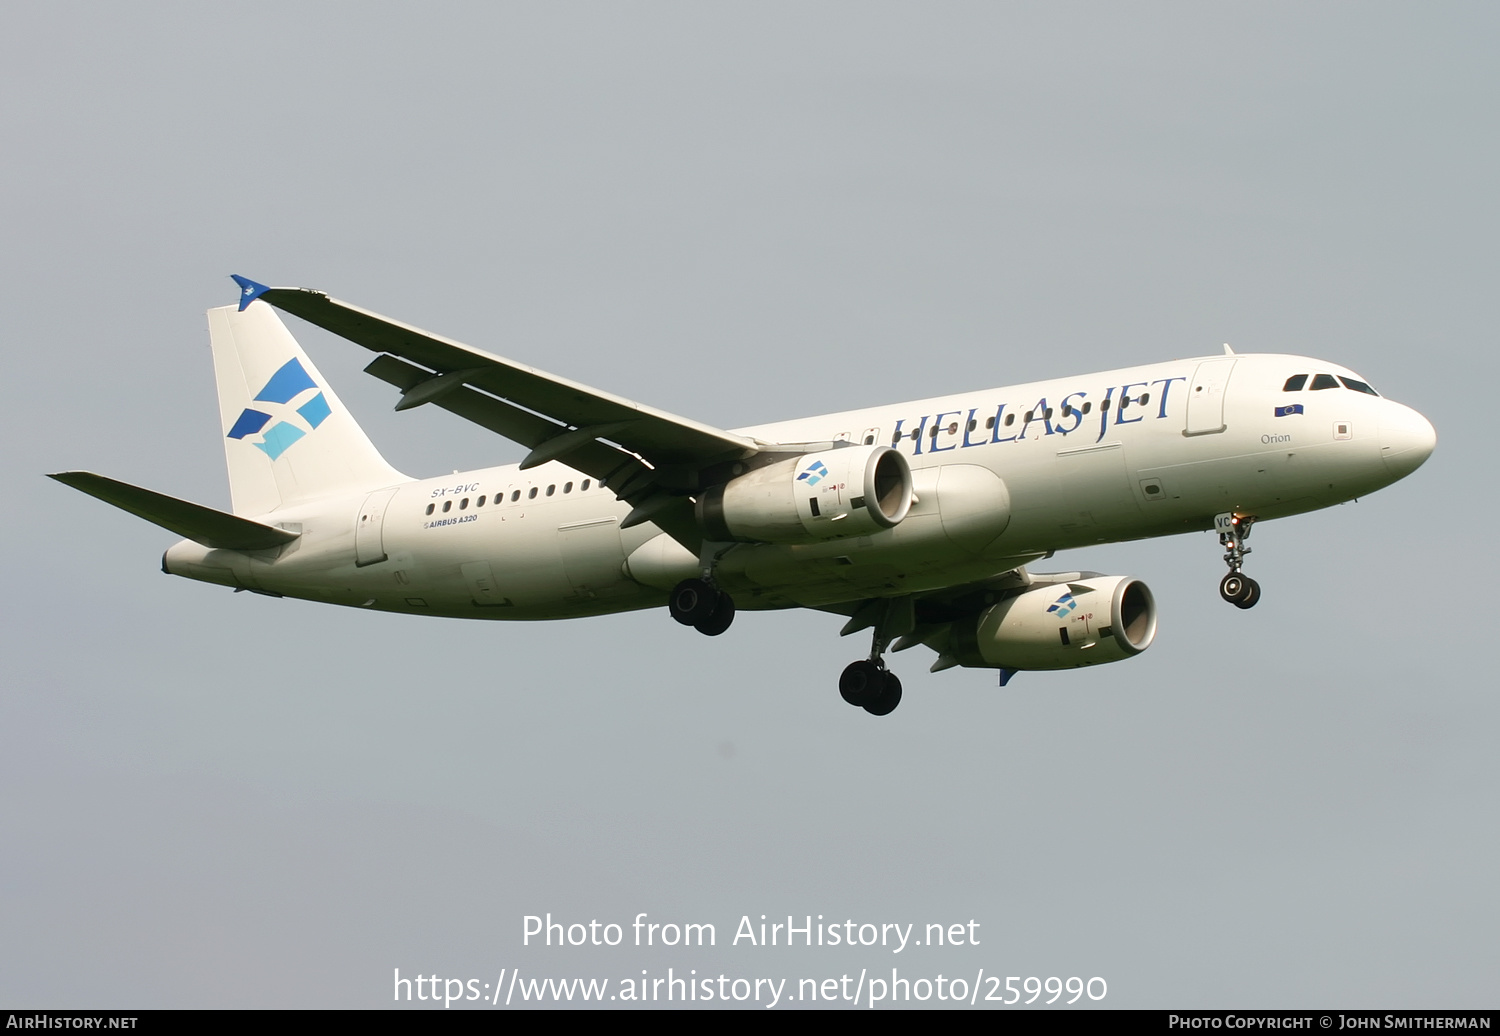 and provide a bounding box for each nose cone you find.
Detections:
[1380,403,1437,480]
